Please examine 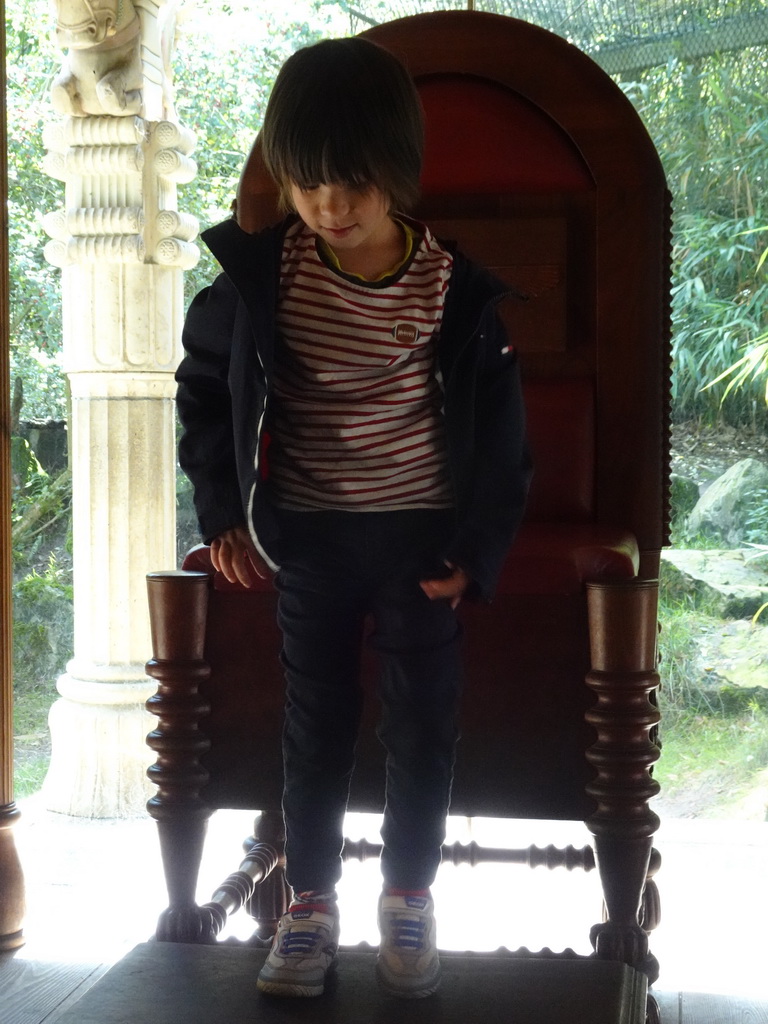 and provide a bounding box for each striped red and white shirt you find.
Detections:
[268,218,455,511]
